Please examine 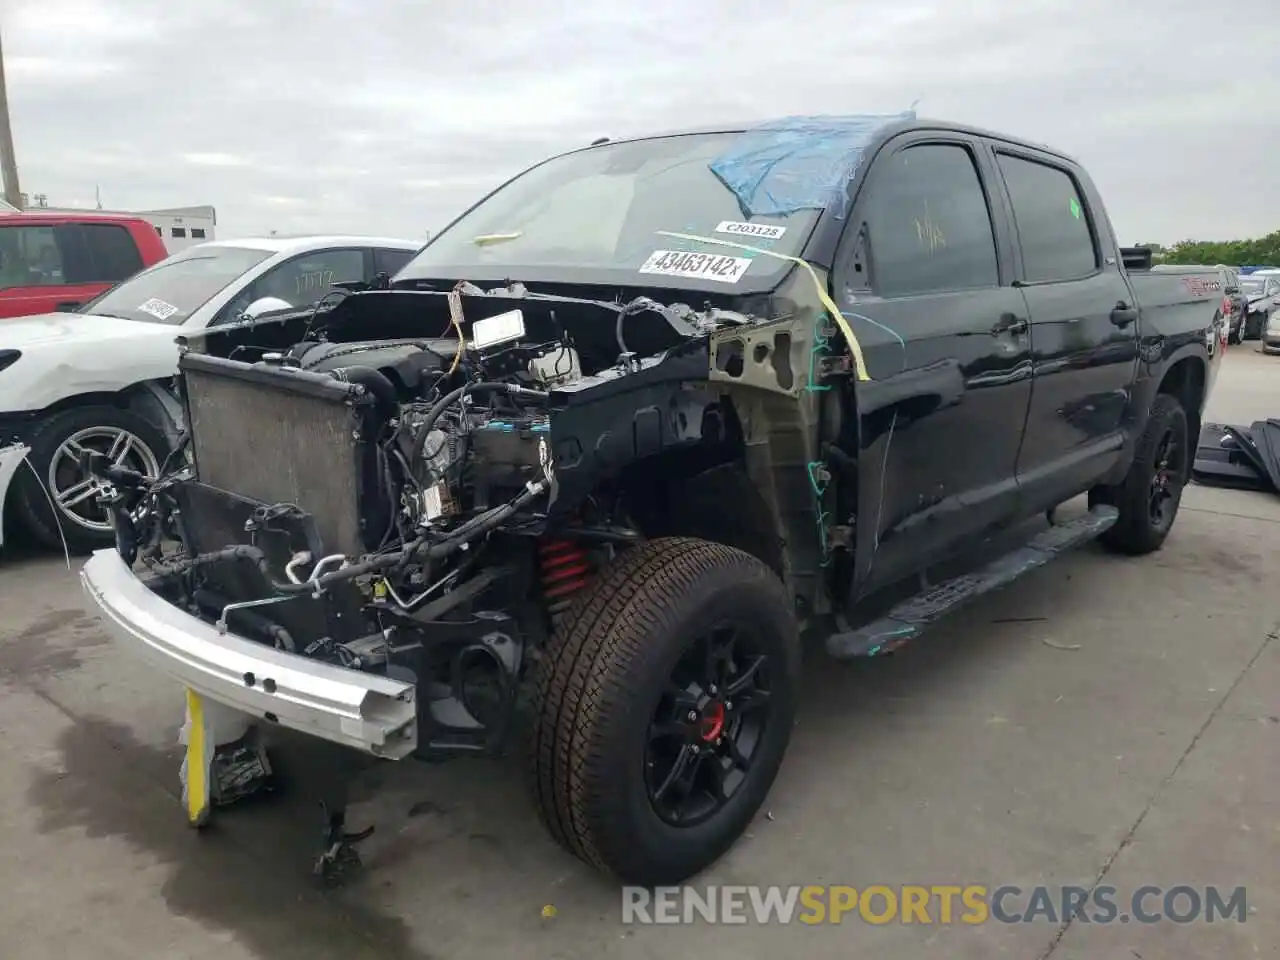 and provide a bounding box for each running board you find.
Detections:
[826,505,1119,659]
